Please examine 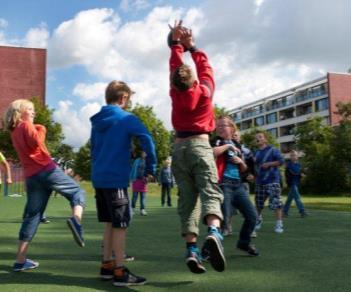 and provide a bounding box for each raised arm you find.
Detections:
[191,50,215,98]
[169,20,185,74]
